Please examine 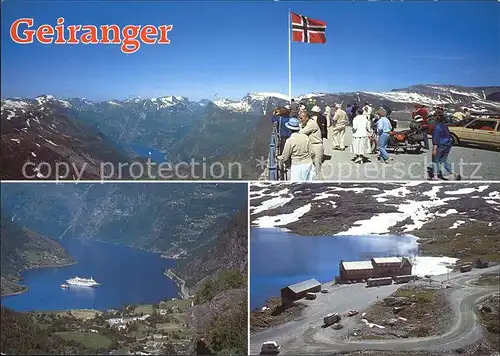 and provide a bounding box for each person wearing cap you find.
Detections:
[277,117,314,181]
[331,104,348,150]
[299,111,323,180]
[410,115,424,132]
[311,105,328,141]
[351,108,372,164]
[376,107,393,163]
[427,109,461,181]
